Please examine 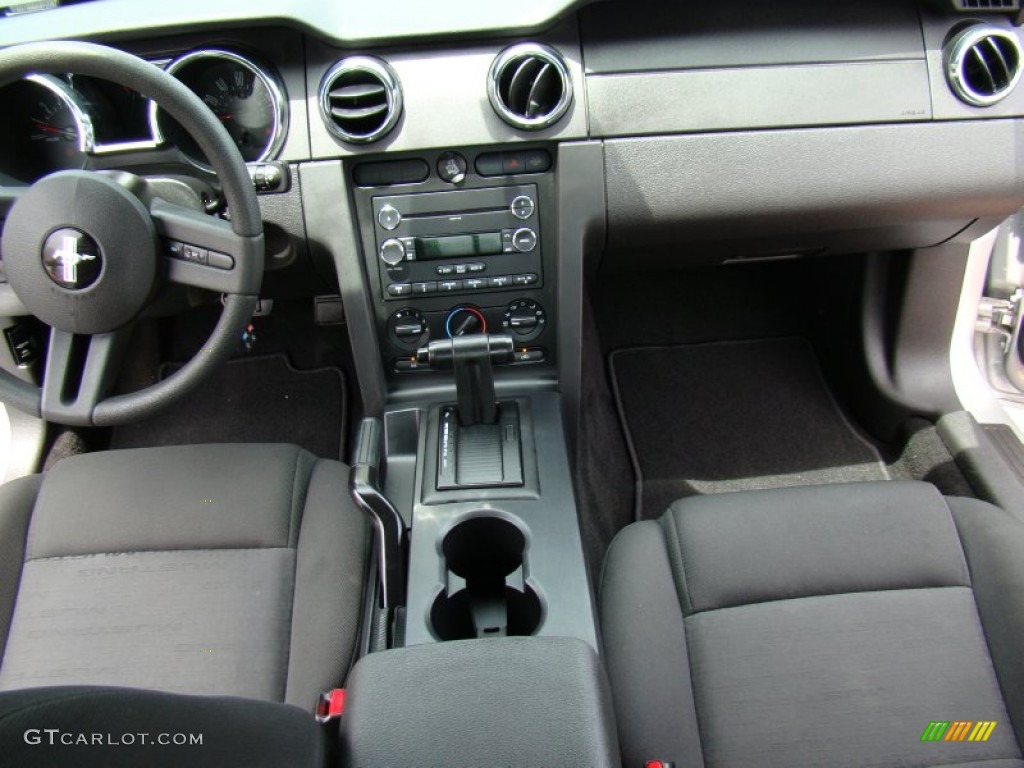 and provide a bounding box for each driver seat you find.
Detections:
[0,443,369,707]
